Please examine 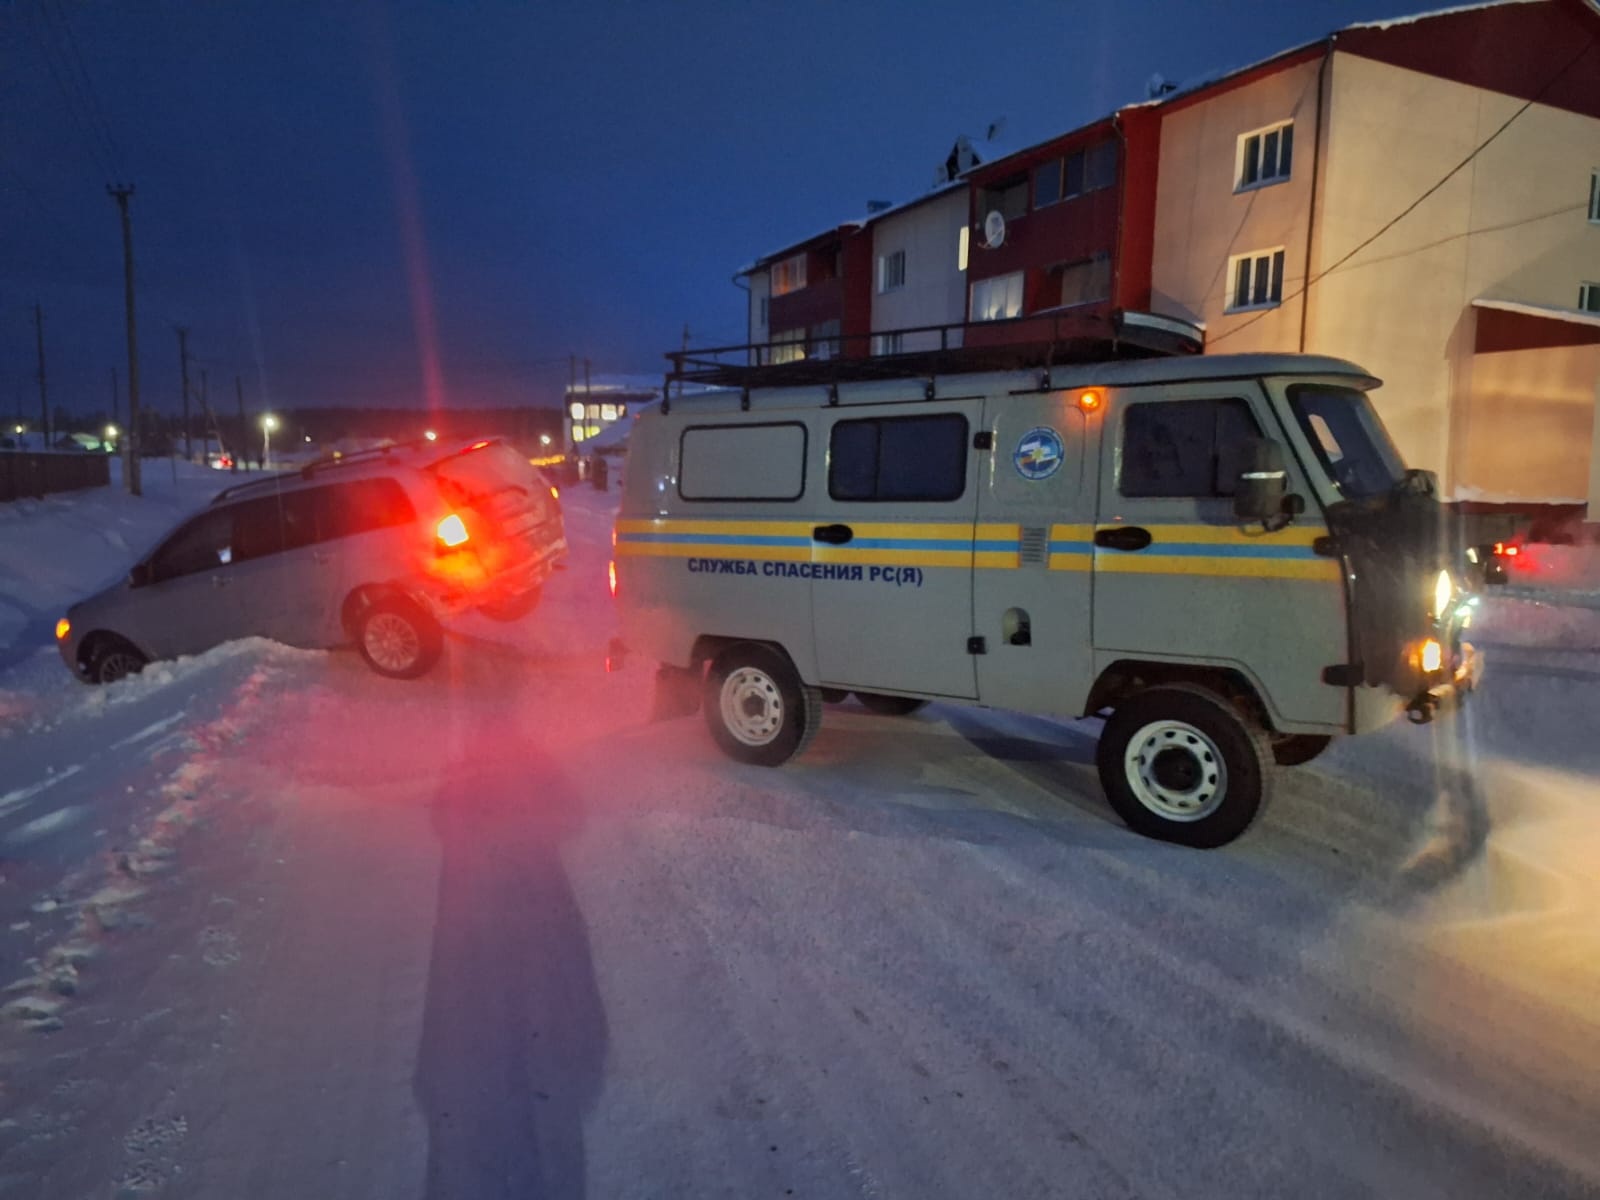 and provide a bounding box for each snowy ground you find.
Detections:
[1,475,1599,1199]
